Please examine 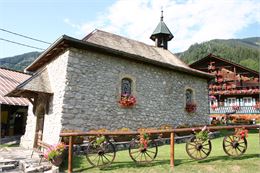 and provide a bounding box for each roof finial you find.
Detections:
[161,7,163,21]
